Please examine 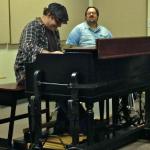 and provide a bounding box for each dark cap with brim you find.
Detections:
[48,3,69,24]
